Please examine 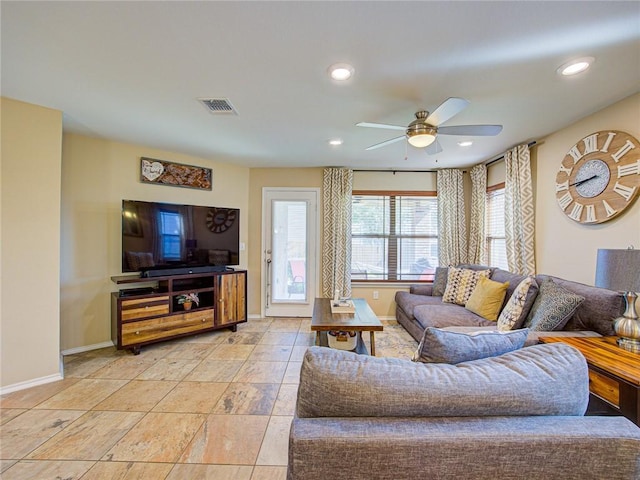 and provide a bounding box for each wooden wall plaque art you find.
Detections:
[140,157,212,190]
